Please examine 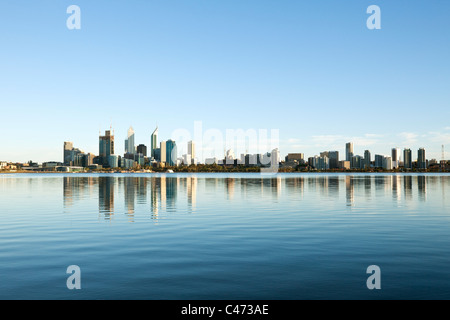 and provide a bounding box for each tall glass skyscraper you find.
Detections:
[166,140,177,166]
[99,130,115,165]
[64,141,74,166]
[404,148,412,169]
[151,127,158,158]
[125,126,135,155]
[346,142,354,162]
[418,148,426,169]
